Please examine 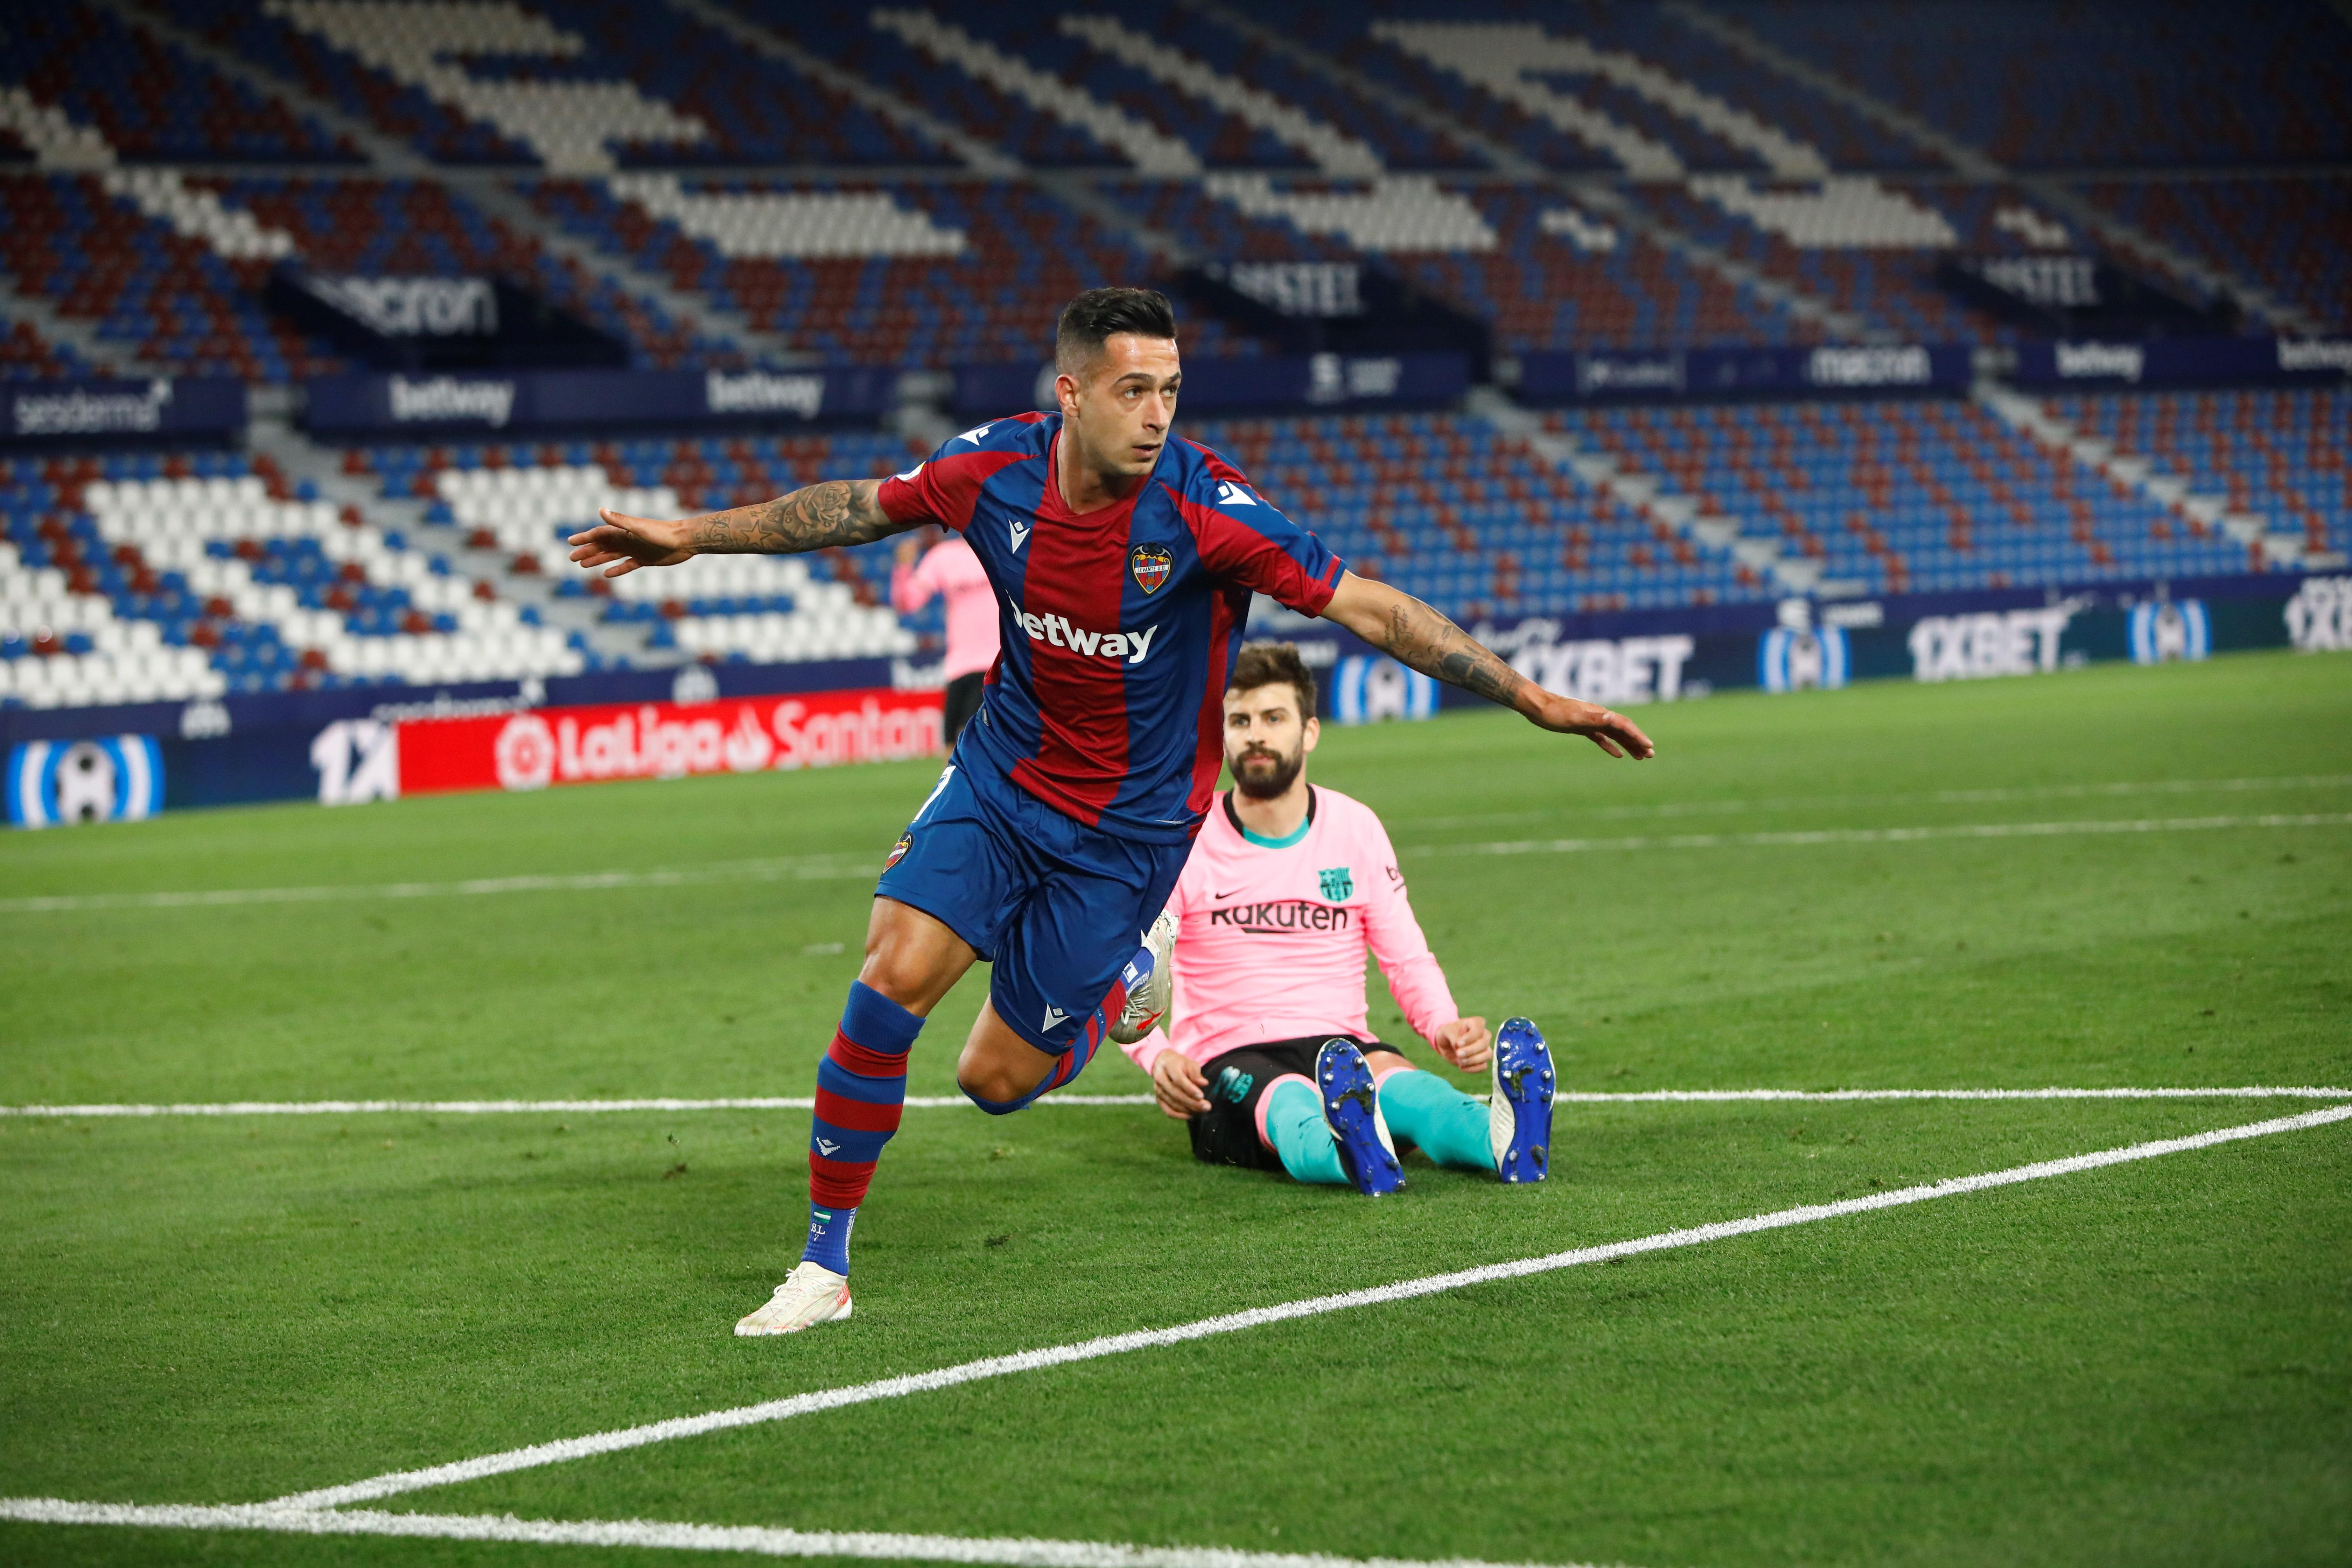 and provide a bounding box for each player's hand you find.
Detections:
[894,534,922,567]
[1431,1016,1492,1073]
[1529,692,1656,760]
[1150,1051,1210,1119]
[567,509,695,578]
